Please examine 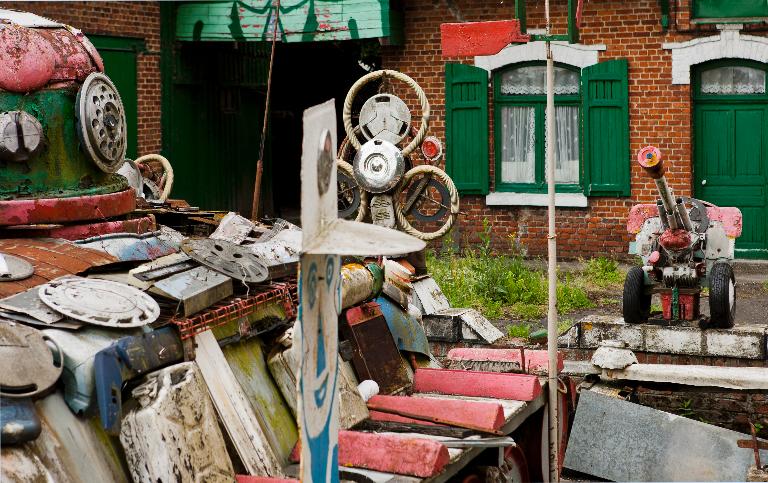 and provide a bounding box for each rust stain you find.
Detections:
[0,238,117,297]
